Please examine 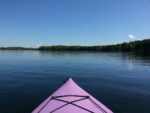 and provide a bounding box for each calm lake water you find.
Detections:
[0,51,150,113]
